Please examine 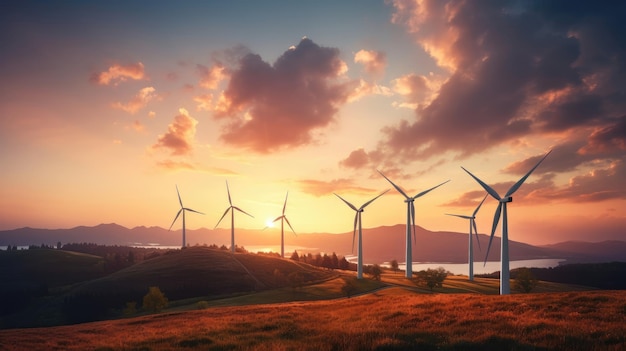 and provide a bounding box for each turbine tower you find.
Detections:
[168,185,204,249]
[334,190,389,279]
[378,170,449,278]
[462,151,551,295]
[215,181,254,253]
[271,191,296,258]
[445,194,487,281]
